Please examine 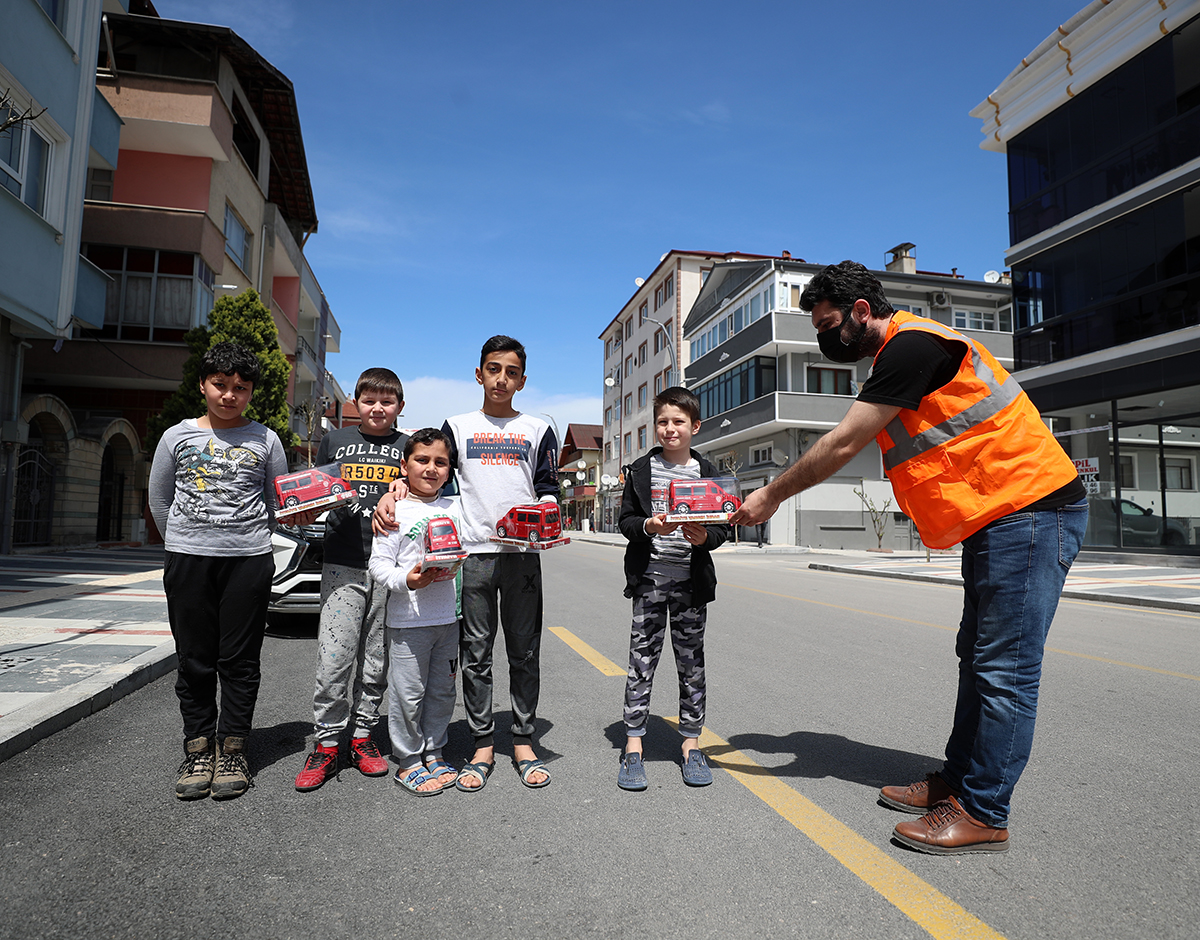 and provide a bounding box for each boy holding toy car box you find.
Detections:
[294,368,409,791]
